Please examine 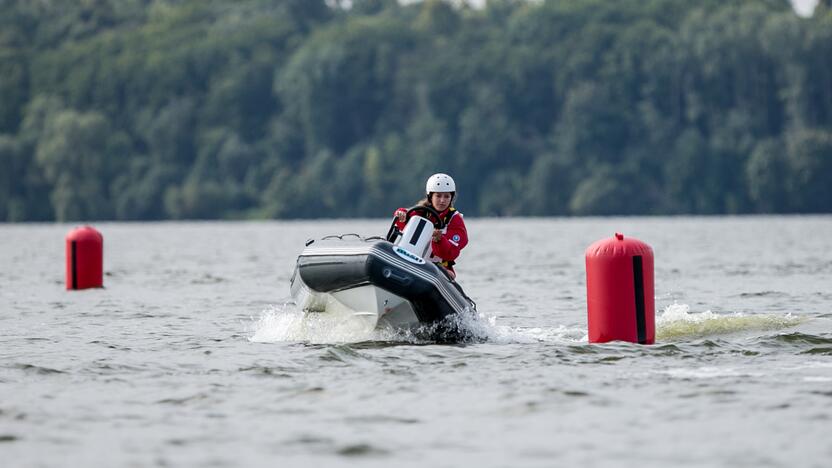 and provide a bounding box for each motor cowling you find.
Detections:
[396,216,434,259]
[585,233,655,344]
